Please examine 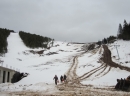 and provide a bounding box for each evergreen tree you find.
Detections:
[117,20,130,40]
[96,40,101,45]
[103,38,107,44]
[107,36,116,43]
[122,20,129,40]
[117,24,123,38]
[0,28,13,55]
